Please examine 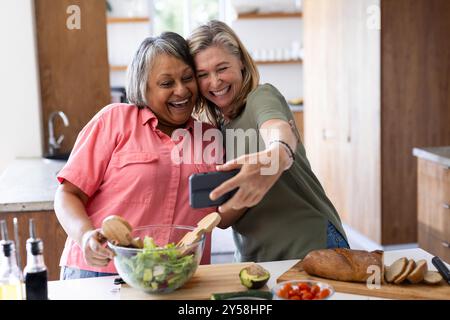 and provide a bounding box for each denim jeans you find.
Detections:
[326,221,350,249]
[61,267,117,280]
